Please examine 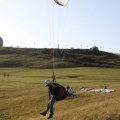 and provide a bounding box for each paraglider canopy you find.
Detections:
[54,0,69,6]
[0,37,3,47]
